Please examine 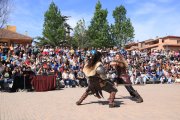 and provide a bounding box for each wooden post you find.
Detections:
[8,39,11,47]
